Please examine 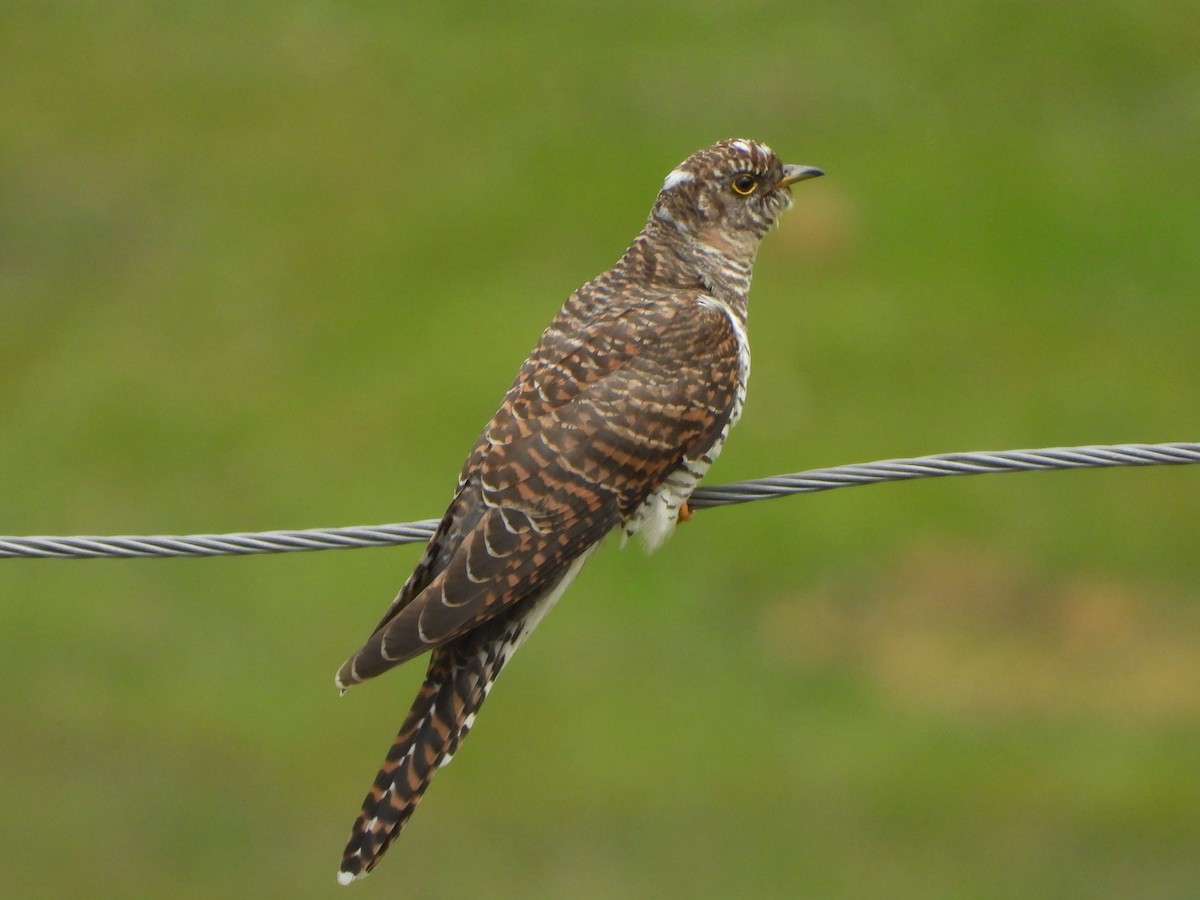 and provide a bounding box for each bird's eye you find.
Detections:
[730,173,758,195]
